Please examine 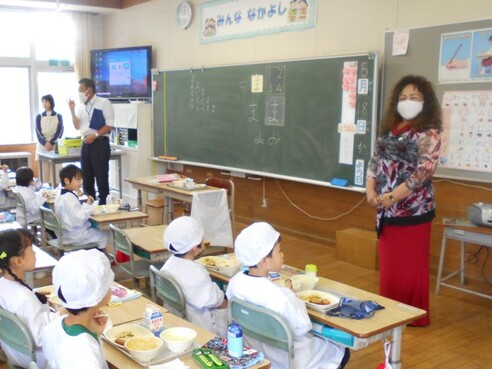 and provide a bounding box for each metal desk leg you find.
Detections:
[460,241,465,285]
[117,155,122,197]
[435,233,447,294]
[165,196,174,224]
[137,189,142,209]
[390,325,403,369]
[39,158,45,183]
[51,159,57,187]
